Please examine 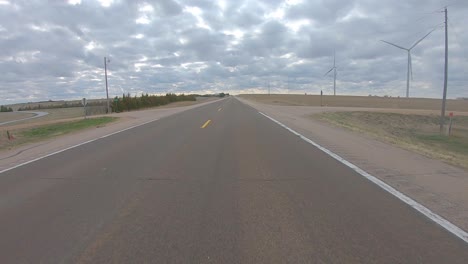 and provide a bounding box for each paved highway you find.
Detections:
[0,97,467,263]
